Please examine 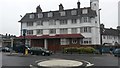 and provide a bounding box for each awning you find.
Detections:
[17,34,84,39]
